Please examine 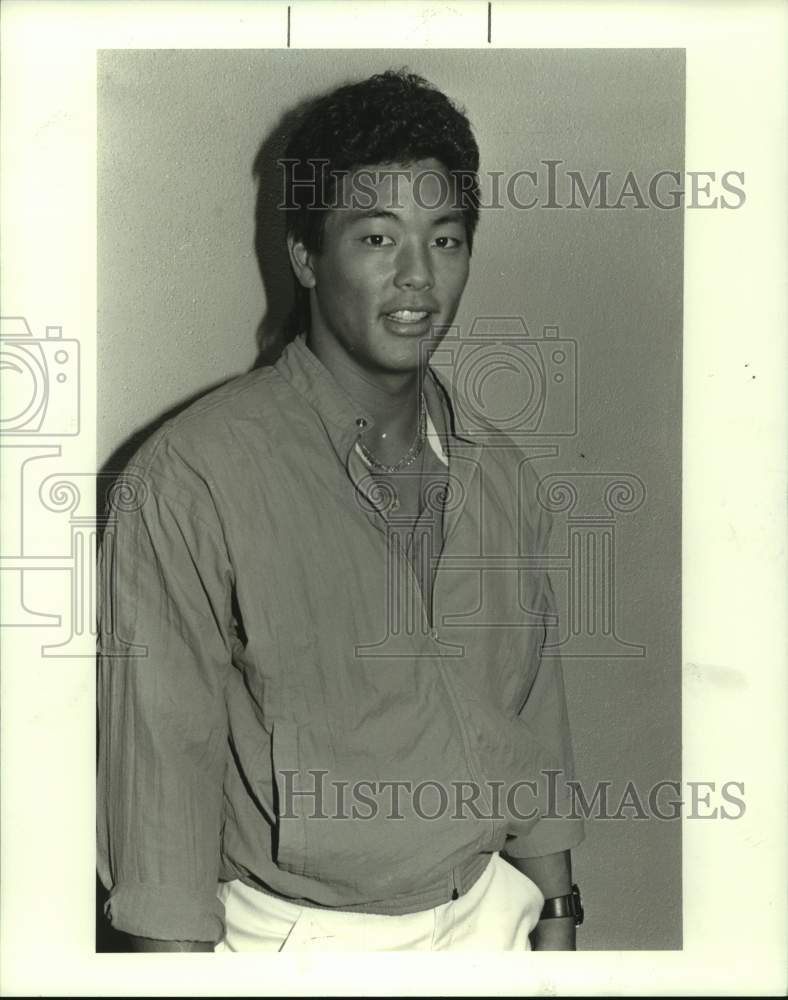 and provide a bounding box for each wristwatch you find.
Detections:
[539,883,584,926]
